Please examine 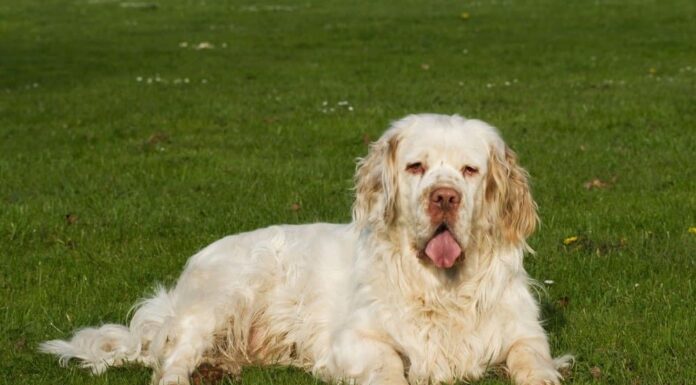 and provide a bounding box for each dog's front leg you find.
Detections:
[330,329,408,385]
[495,278,572,385]
[506,336,569,385]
